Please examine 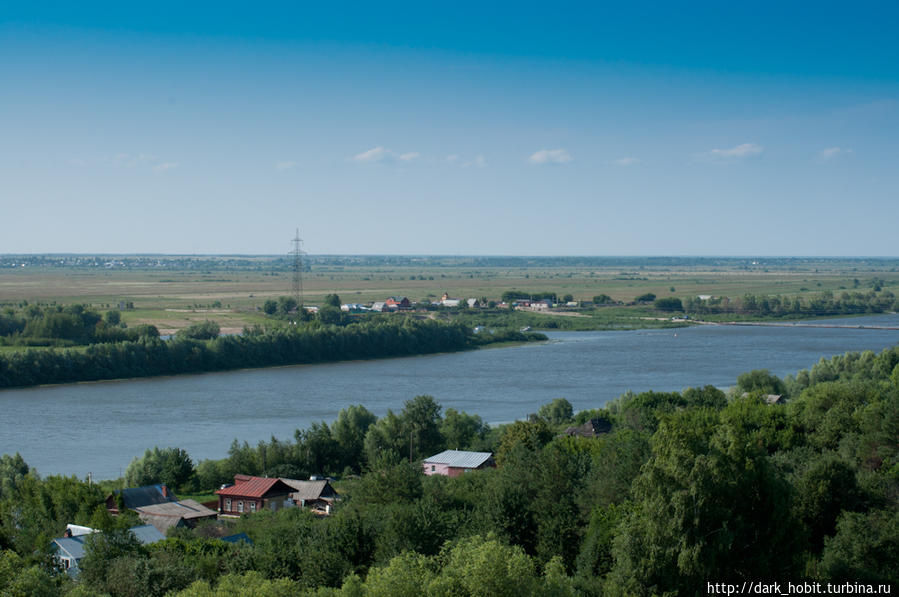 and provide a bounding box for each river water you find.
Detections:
[3,314,899,479]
